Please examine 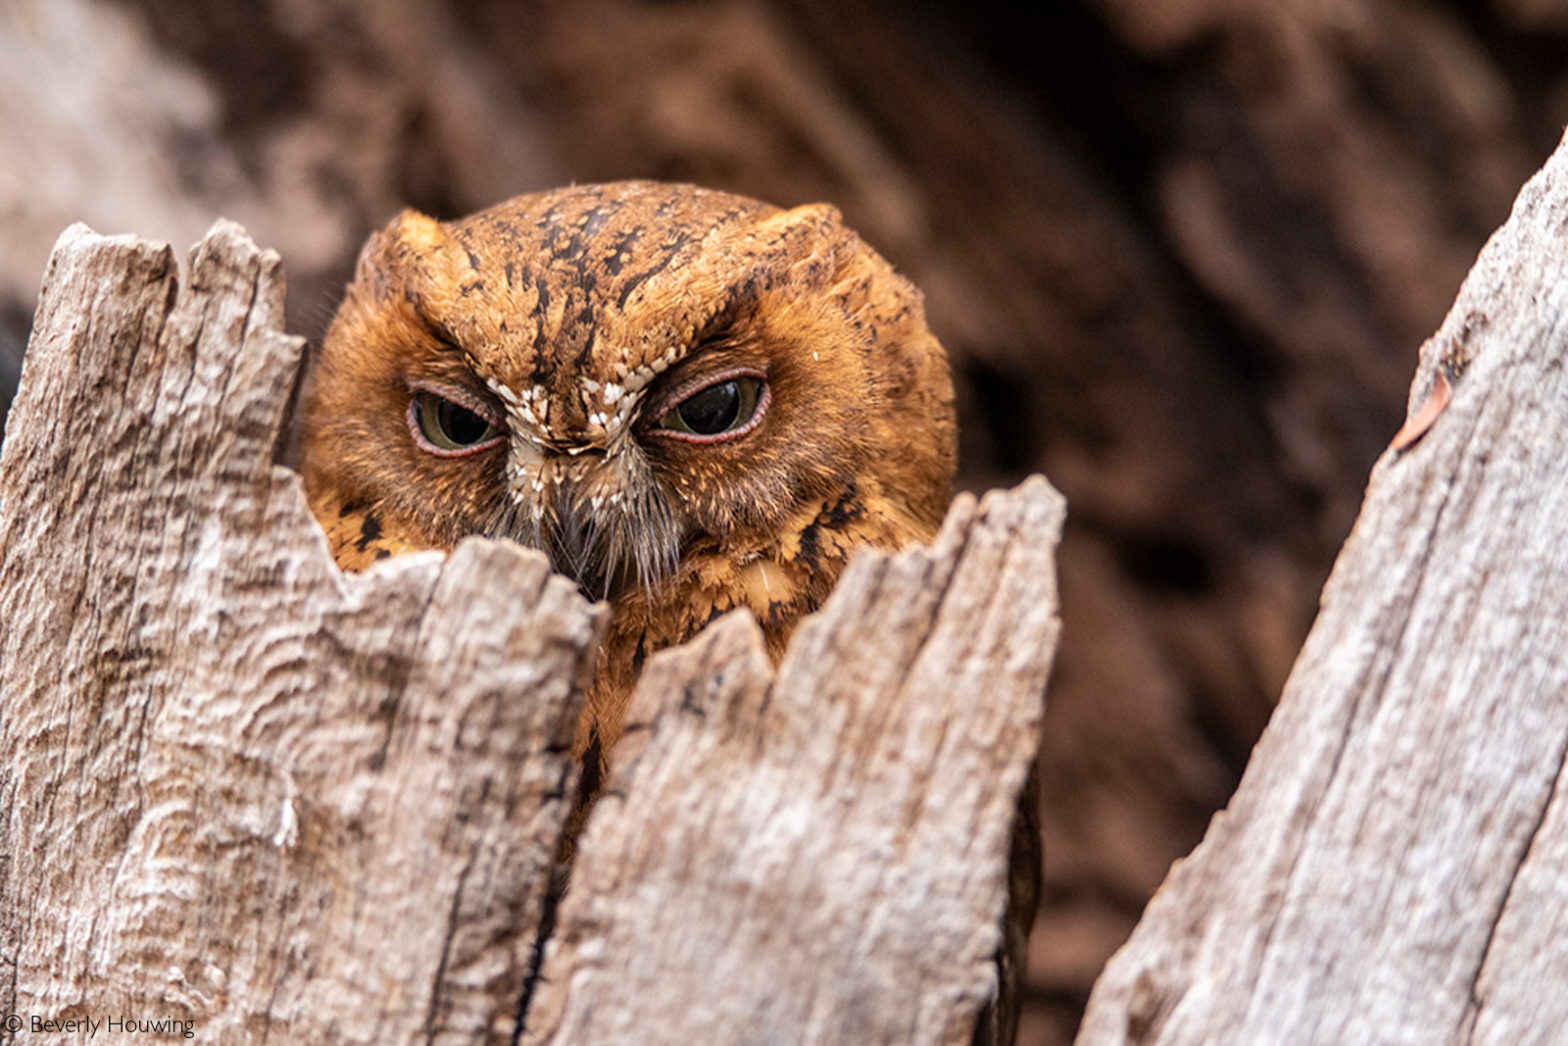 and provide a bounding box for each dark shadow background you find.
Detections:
[3,1,1565,1041]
